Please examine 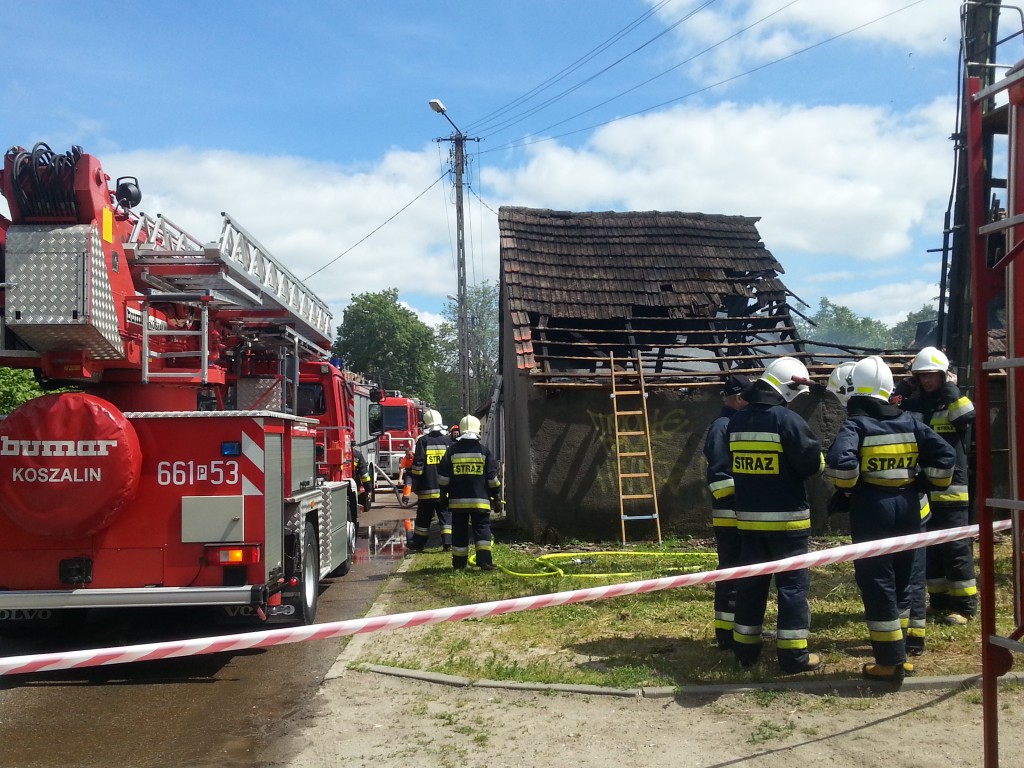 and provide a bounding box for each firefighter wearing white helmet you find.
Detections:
[407,408,453,553]
[911,346,949,374]
[438,415,501,570]
[712,356,825,673]
[826,356,956,680]
[826,361,857,407]
[458,414,481,439]
[898,346,978,625]
[849,354,893,401]
[759,356,811,403]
